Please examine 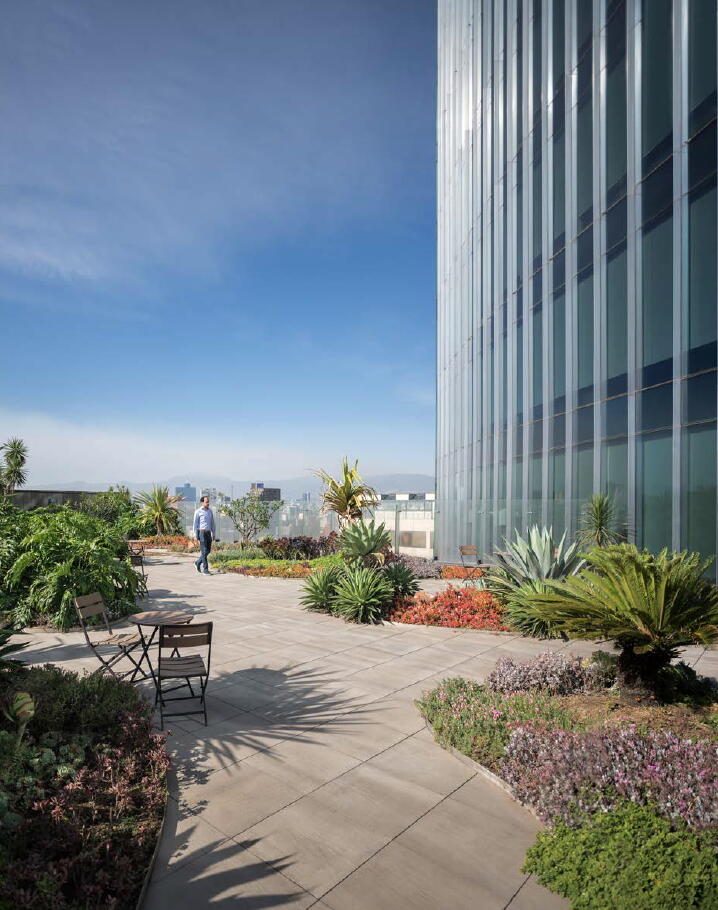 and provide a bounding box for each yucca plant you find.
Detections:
[578,493,624,548]
[382,562,420,598]
[332,566,393,623]
[315,458,379,526]
[134,486,183,536]
[300,565,344,614]
[0,437,28,496]
[521,544,718,689]
[339,519,392,567]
